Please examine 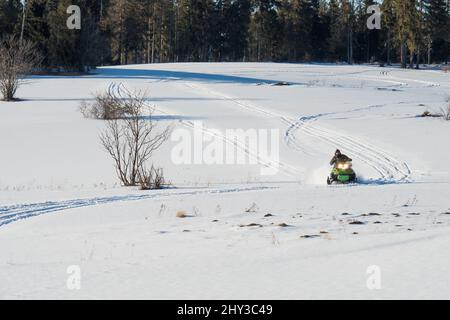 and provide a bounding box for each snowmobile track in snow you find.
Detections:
[178,82,303,177]
[295,121,411,183]
[182,82,411,184]
[0,186,274,227]
[118,82,301,178]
